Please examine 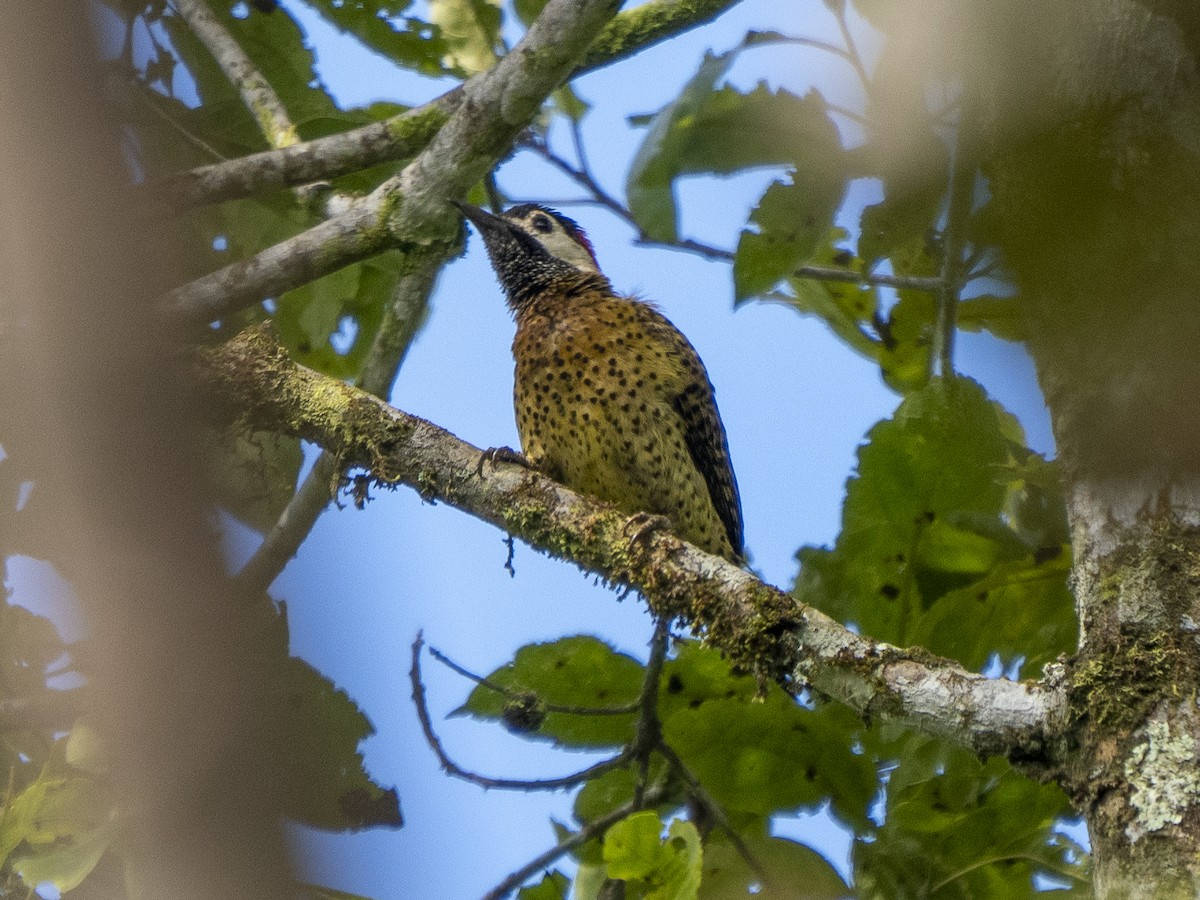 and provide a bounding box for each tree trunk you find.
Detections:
[983,1,1200,893]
